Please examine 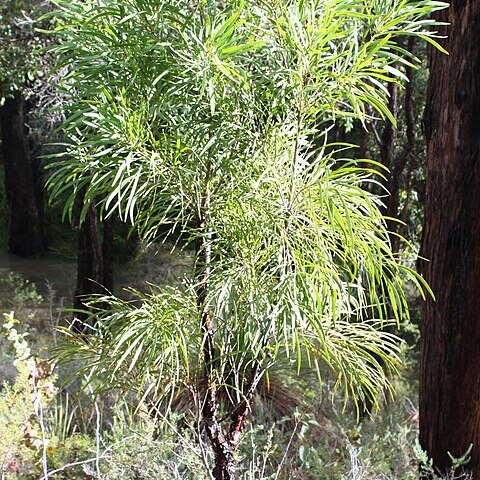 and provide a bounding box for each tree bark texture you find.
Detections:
[0,92,46,256]
[420,1,480,476]
[73,197,114,325]
[74,203,105,315]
